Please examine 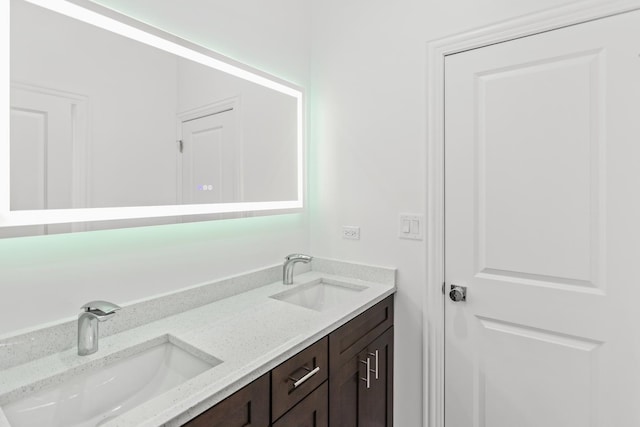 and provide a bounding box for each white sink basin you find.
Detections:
[2,336,220,427]
[270,279,368,311]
